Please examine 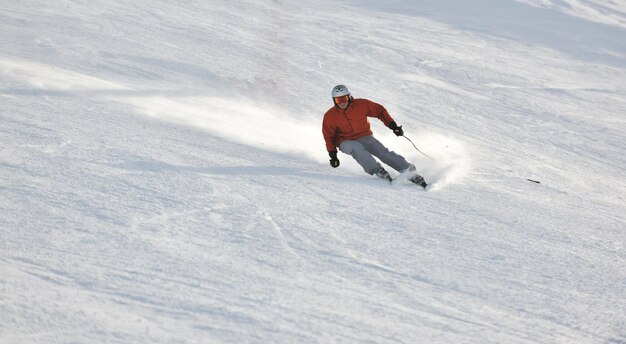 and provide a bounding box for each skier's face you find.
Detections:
[334,95,349,109]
